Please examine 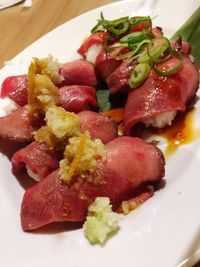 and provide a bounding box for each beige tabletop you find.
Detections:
[0,0,117,68]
